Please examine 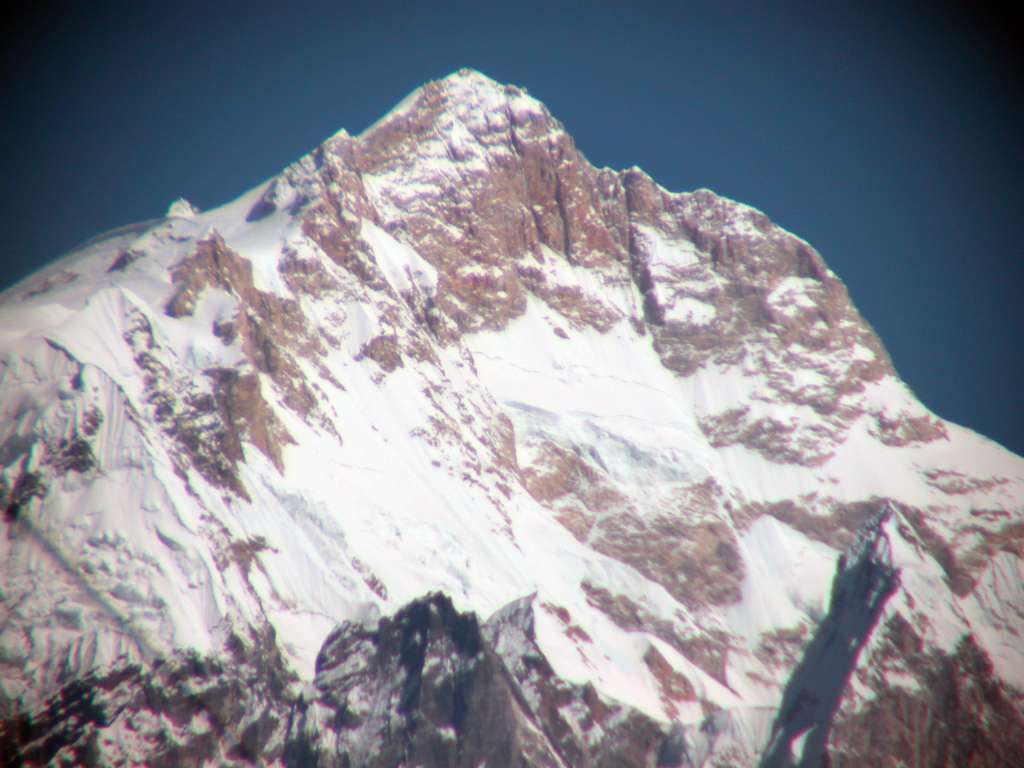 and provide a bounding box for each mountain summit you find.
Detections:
[2,69,1022,766]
